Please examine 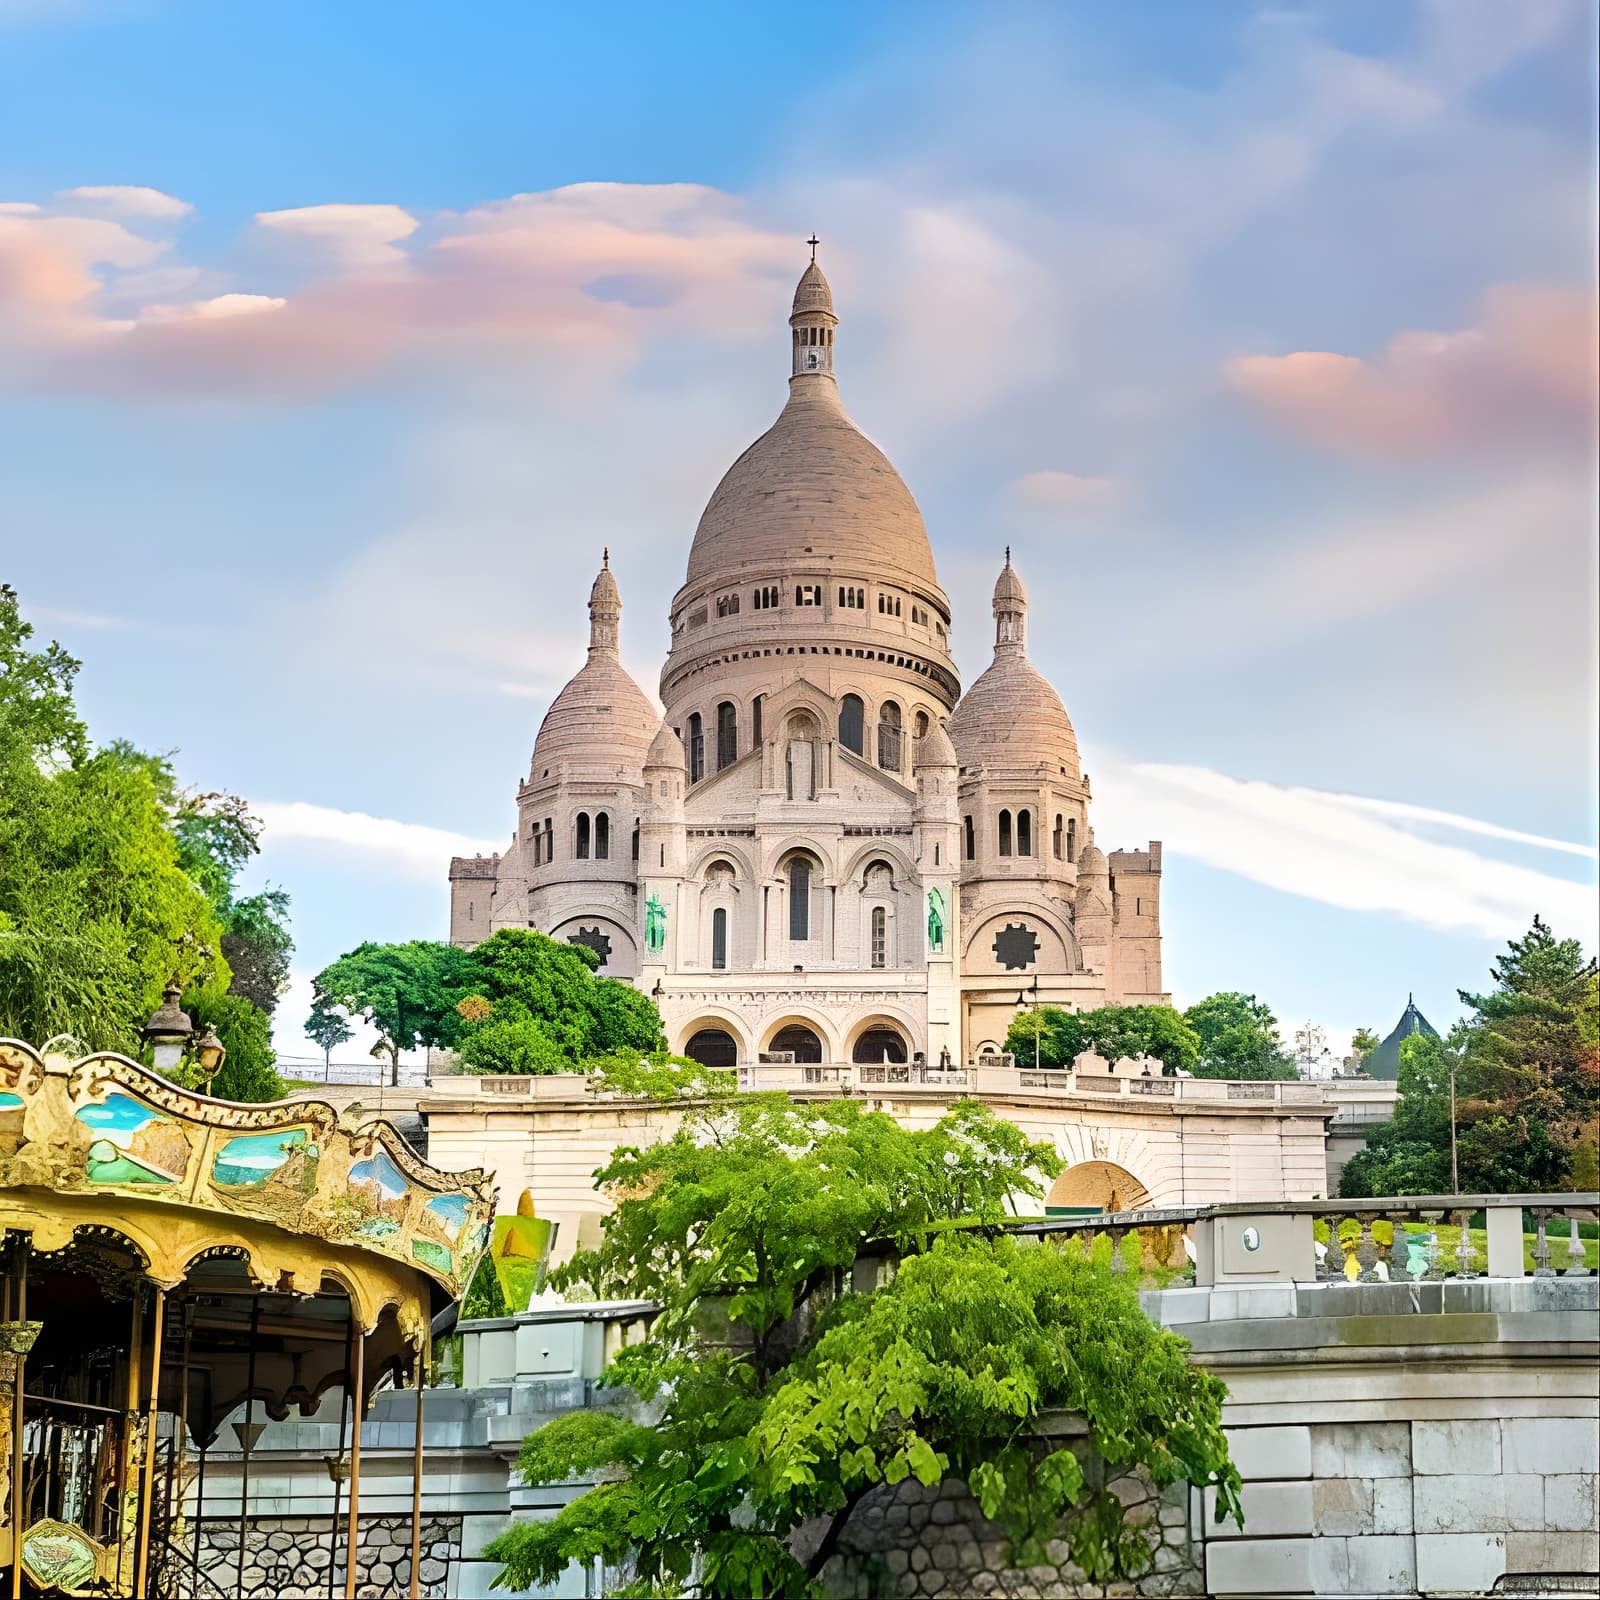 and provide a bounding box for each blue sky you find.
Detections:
[2,0,1595,1063]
